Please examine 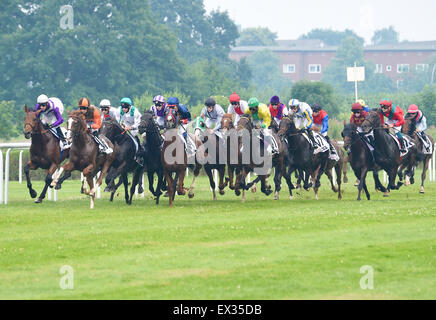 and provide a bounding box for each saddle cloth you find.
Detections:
[388,133,414,157]
[418,134,433,154]
[302,132,329,153]
[49,127,71,151]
